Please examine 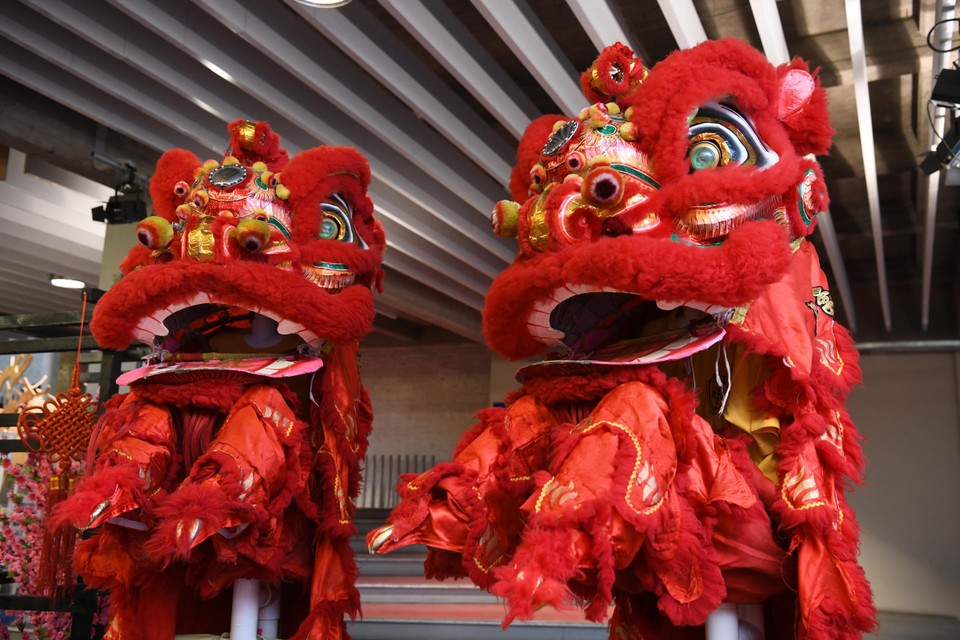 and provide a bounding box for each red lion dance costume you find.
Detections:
[369,40,877,639]
[56,121,385,639]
